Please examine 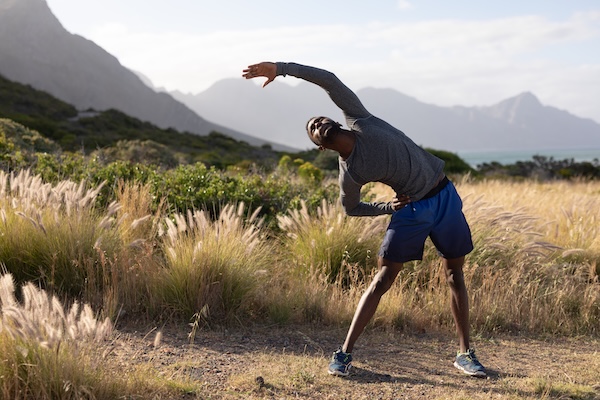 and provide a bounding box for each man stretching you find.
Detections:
[243,61,486,378]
